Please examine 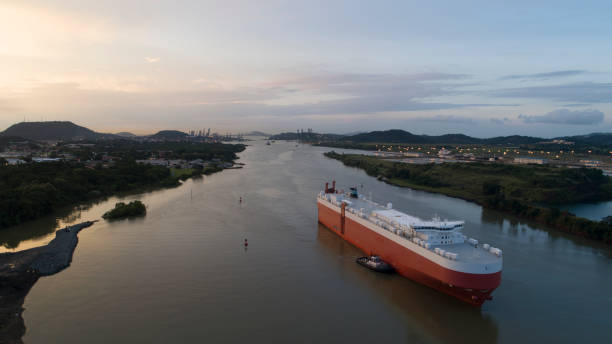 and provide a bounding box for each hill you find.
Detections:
[343,129,426,143]
[149,130,188,140]
[115,132,137,138]
[0,121,108,141]
[559,133,612,147]
[341,130,555,145]
[481,135,543,145]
